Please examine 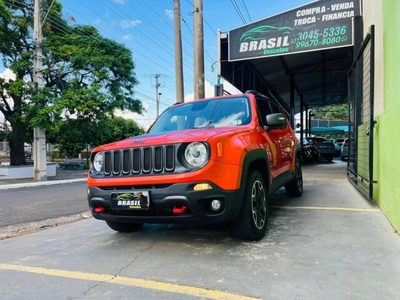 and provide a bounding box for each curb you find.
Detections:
[0,178,87,190]
[0,211,92,240]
